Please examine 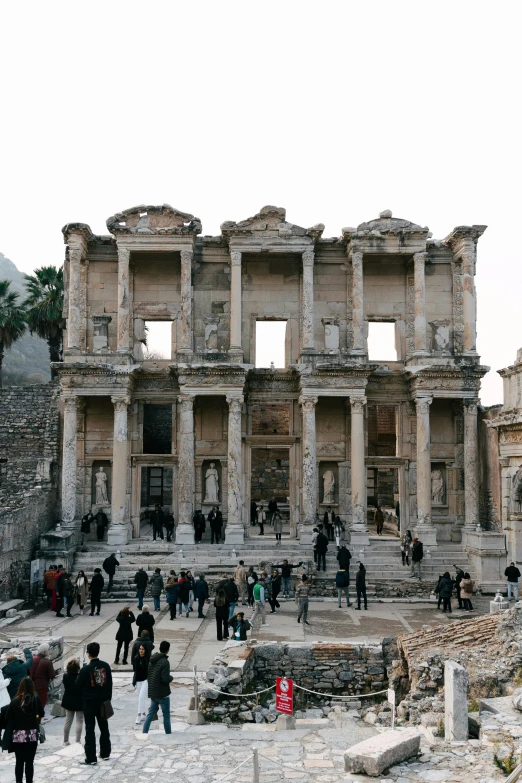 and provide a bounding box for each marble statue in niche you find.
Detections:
[322,469,335,504]
[95,466,109,505]
[431,468,444,504]
[204,462,219,503]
